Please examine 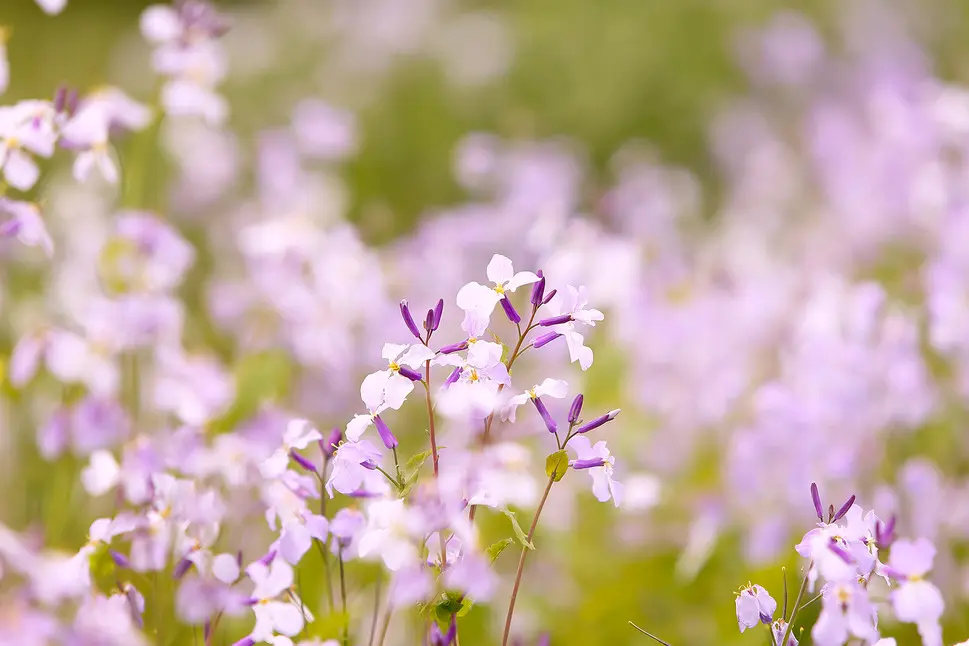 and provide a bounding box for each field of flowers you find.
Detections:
[2,0,969,644]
